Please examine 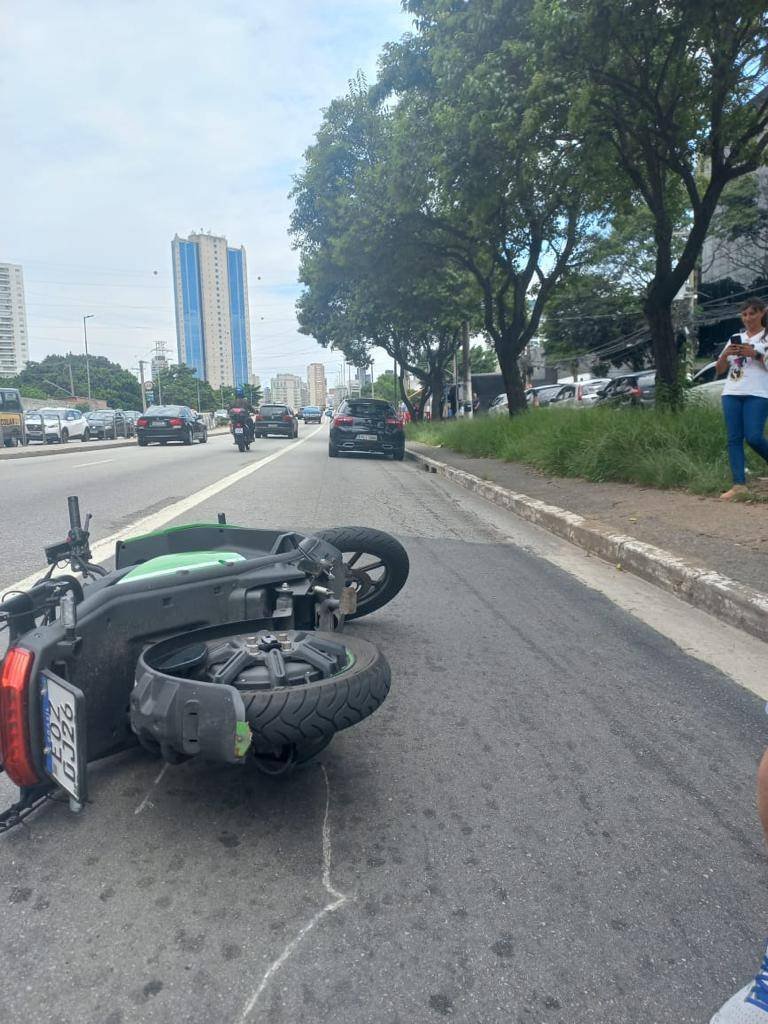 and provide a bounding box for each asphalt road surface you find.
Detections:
[1,426,767,1024]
